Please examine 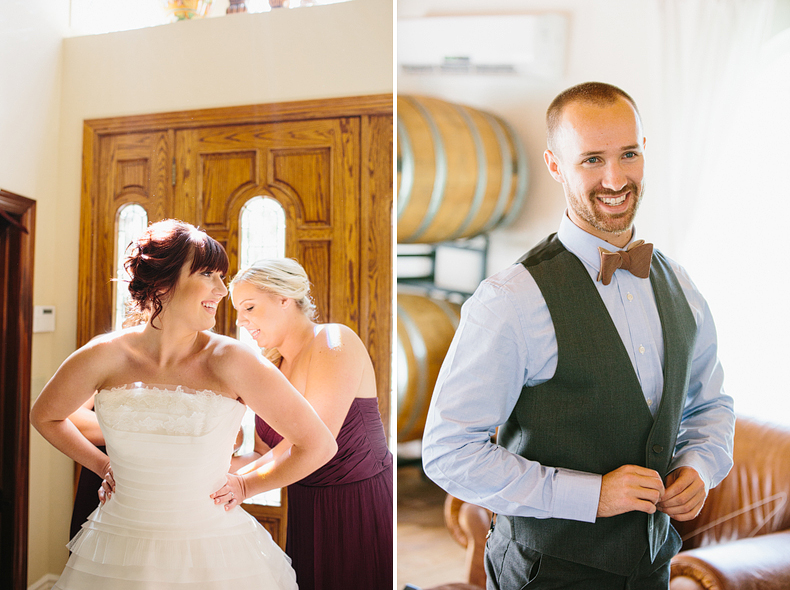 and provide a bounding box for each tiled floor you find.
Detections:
[397,463,467,590]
